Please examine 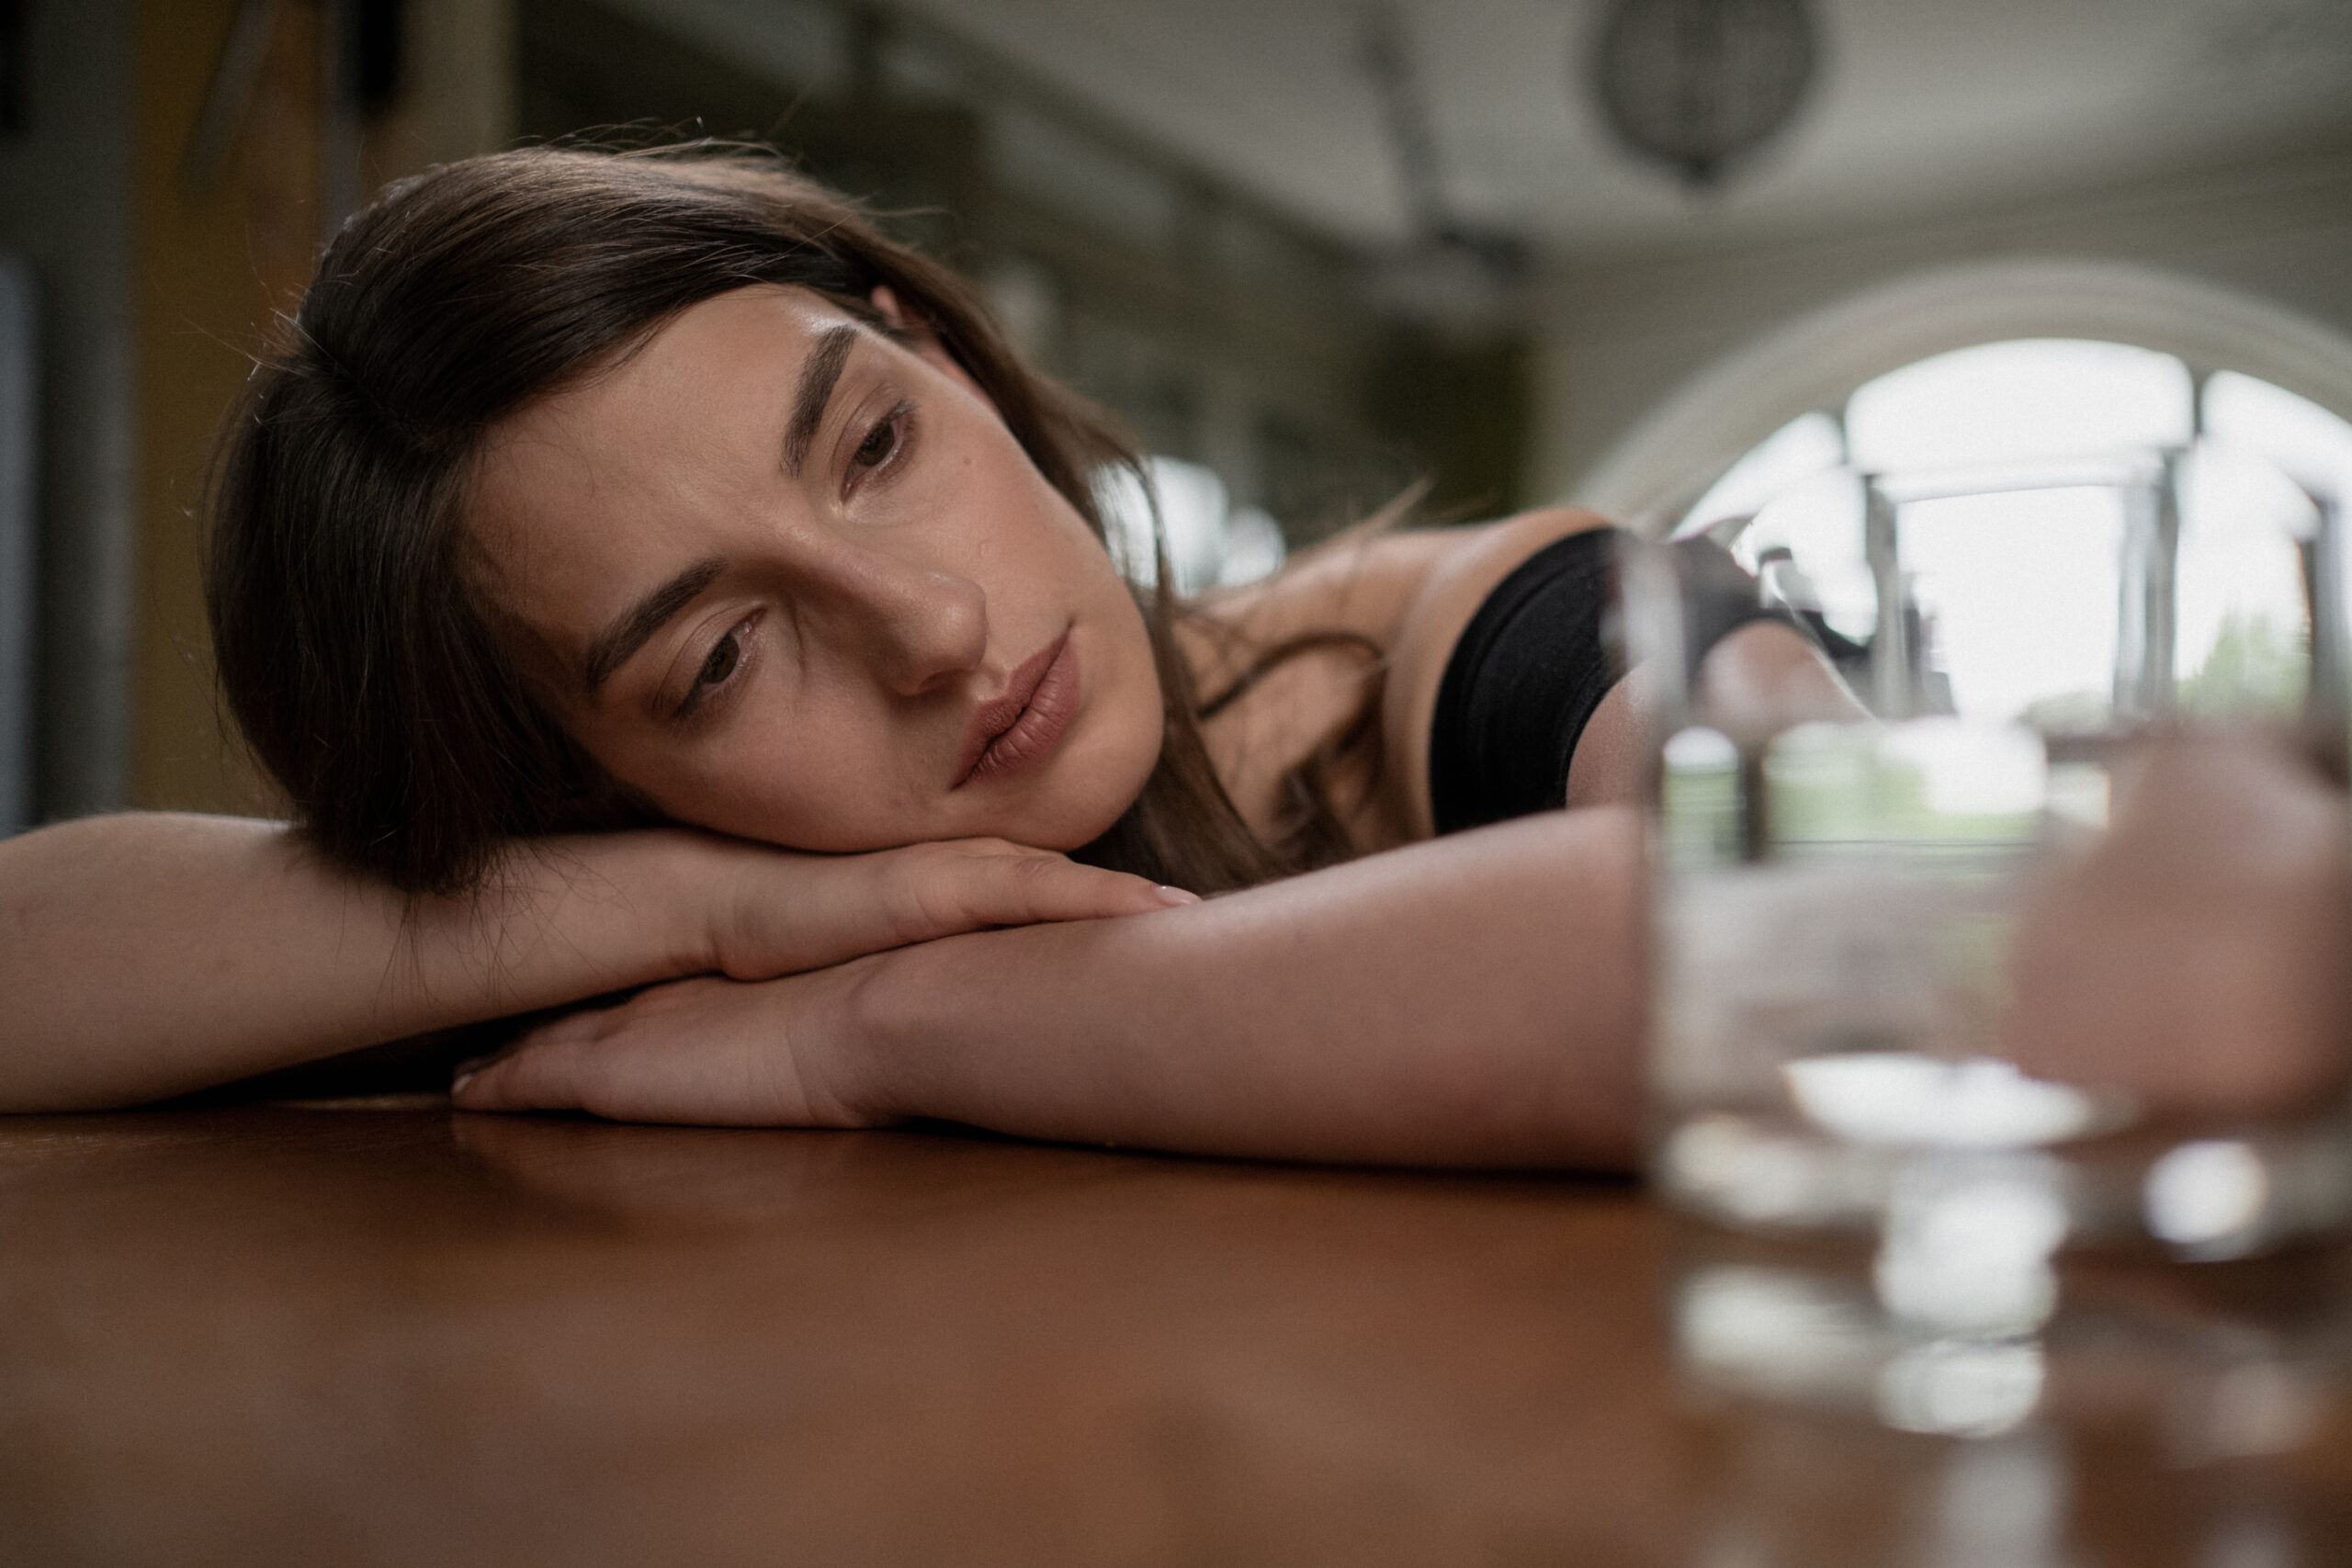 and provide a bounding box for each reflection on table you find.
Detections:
[0,1105,2343,1565]
[1670,1215,2352,1568]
